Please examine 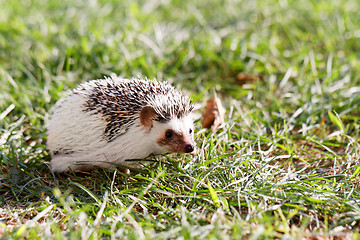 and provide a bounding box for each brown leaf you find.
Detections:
[202,97,226,131]
[235,73,262,85]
